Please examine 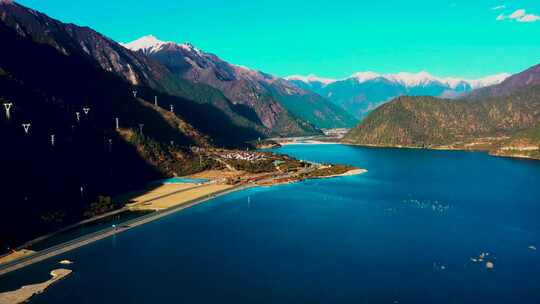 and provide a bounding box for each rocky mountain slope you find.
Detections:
[0,1,272,139]
[0,1,270,249]
[469,64,540,99]
[288,72,509,119]
[342,64,540,153]
[123,36,356,132]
